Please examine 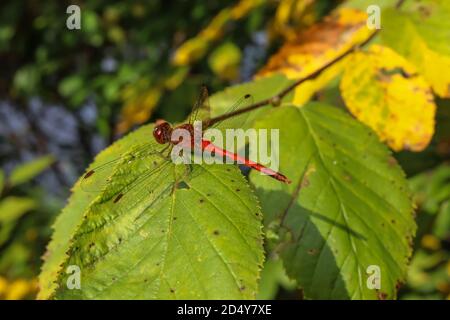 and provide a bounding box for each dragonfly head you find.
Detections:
[153,120,172,144]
